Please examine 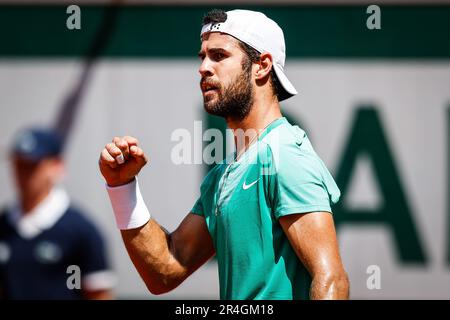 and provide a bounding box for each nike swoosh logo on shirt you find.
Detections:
[243,178,260,190]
